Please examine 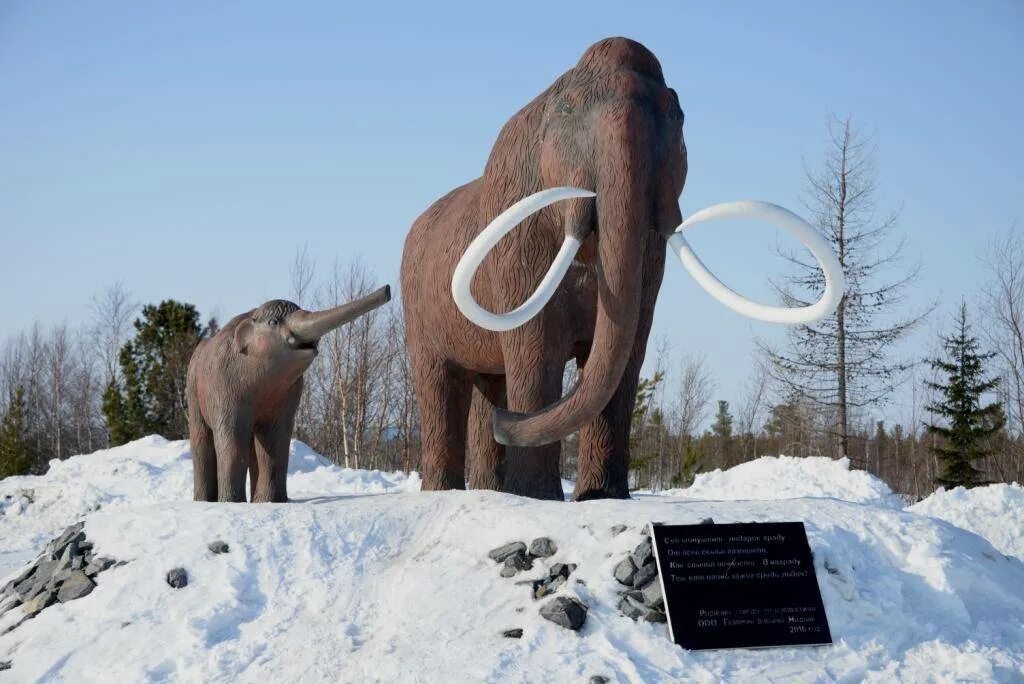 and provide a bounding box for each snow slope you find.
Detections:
[910,483,1024,560]
[1,440,1023,682]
